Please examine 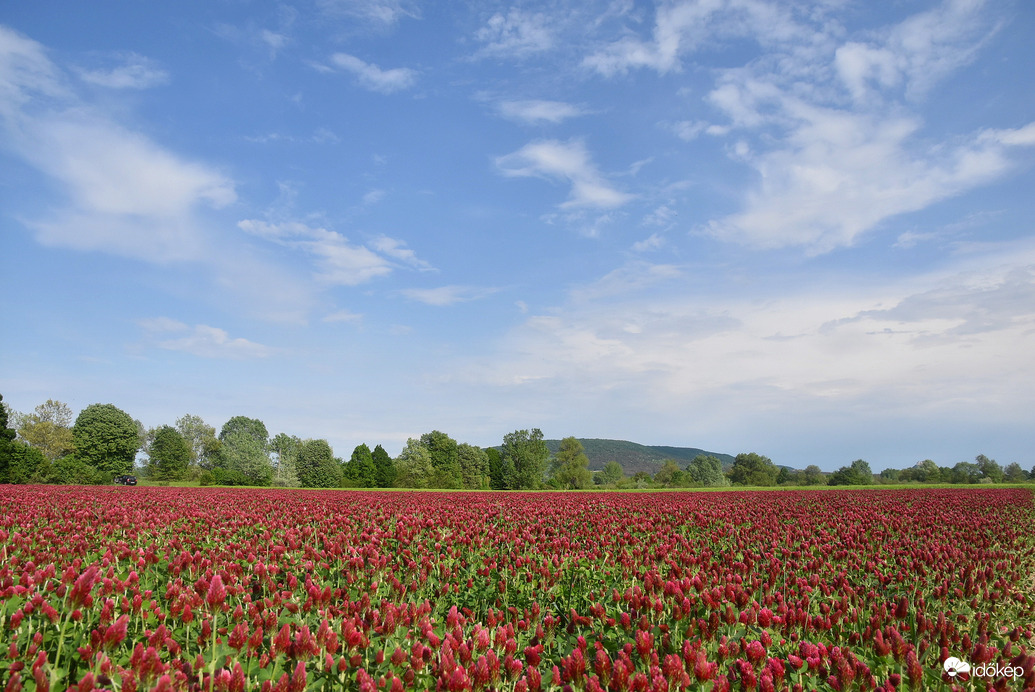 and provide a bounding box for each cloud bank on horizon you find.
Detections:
[1,0,1033,471]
